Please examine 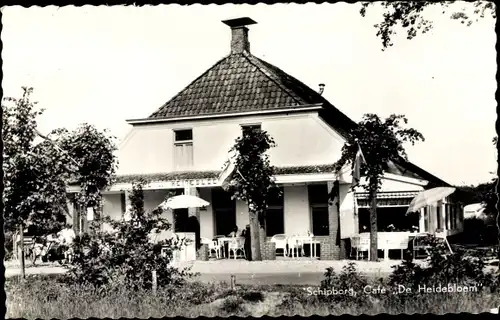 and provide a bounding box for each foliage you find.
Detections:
[6,274,500,318]
[65,182,191,289]
[6,276,238,318]
[389,234,499,294]
[320,262,369,304]
[225,127,281,260]
[2,87,71,238]
[220,296,246,314]
[455,178,498,215]
[360,1,496,49]
[462,217,498,245]
[226,127,280,221]
[334,113,424,196]
[54,123,118,217]
[3,87,118,255]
